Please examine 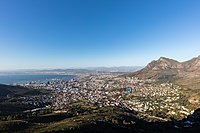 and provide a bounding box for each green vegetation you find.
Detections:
[0,100,200,133]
